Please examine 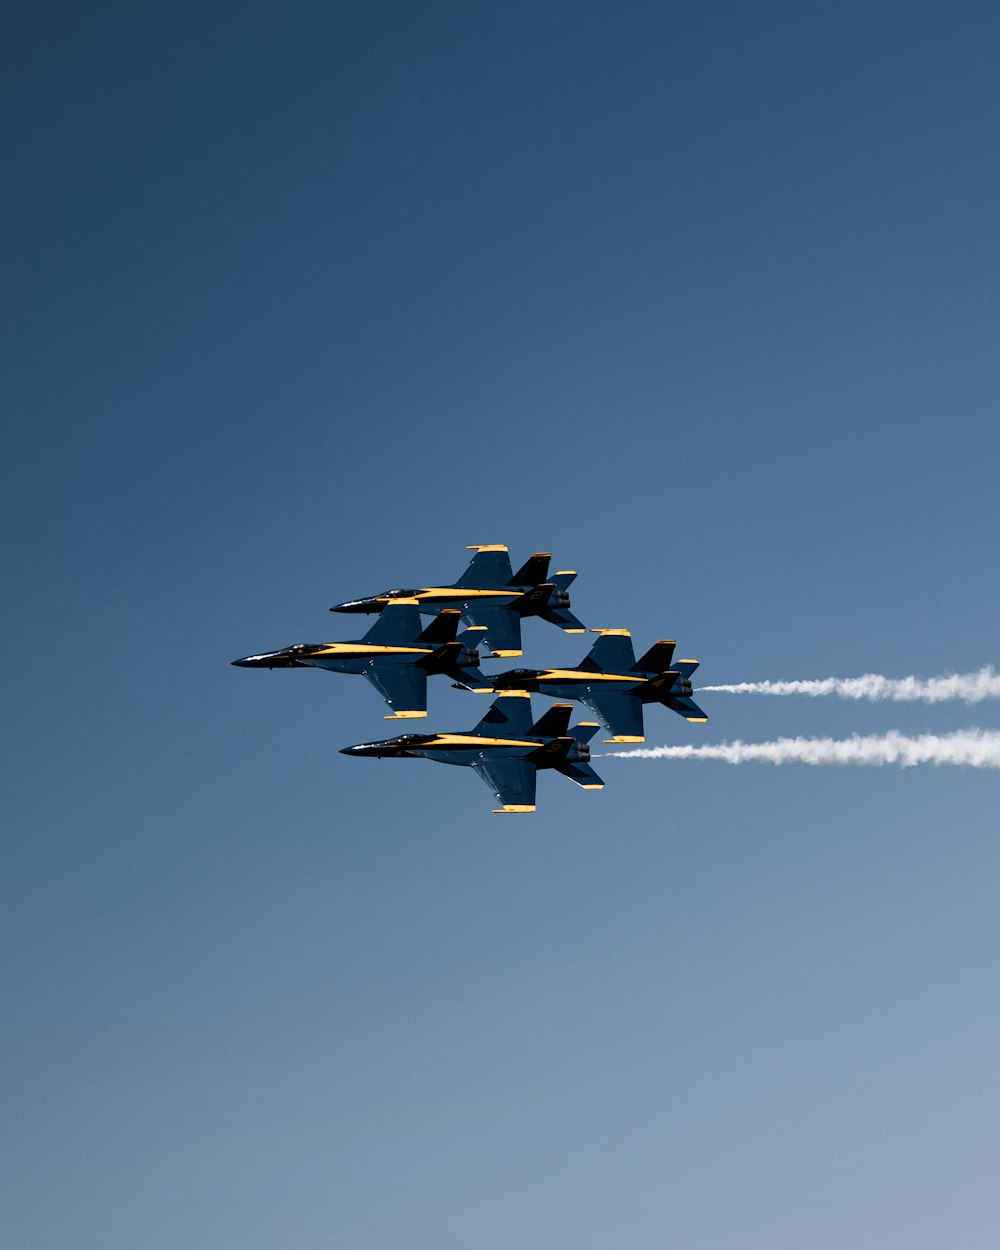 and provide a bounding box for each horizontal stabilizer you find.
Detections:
[673,659,700,682]
[557,760,605,789]
[668,694,708,722]
[568,721,601,745]
[541,607,586,632]
[530,703,573,739]
[633,640,676,673]
[510,552,551,586]
[451,667,493,692]
[416,609,462,645]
